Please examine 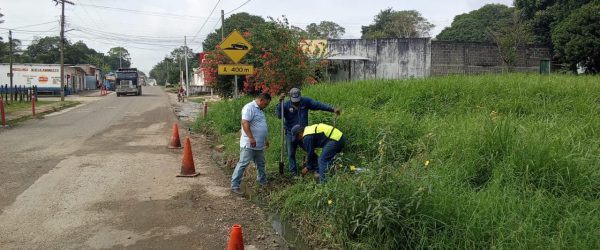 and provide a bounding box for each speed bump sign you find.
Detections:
[219,30,253,63]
